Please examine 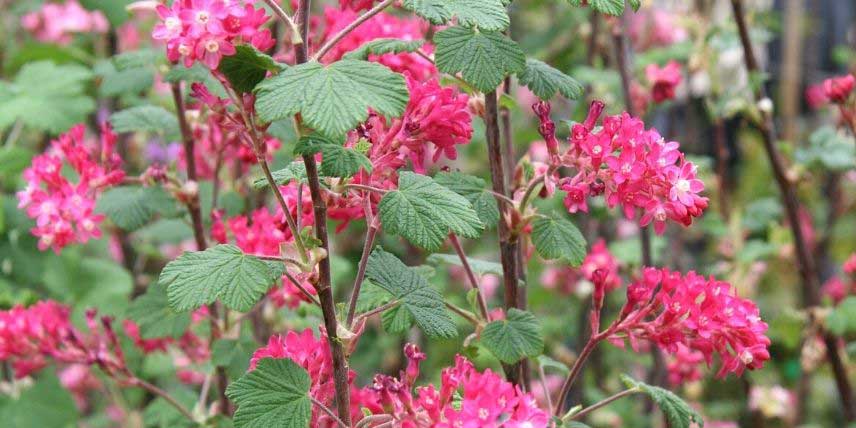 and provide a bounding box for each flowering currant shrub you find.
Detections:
[1,0,855,427]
